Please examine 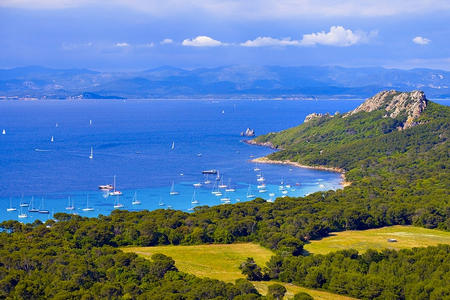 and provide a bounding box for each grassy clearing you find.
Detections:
[122,243,273,283]
[123,243,356,299]
[304,225,450,255]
